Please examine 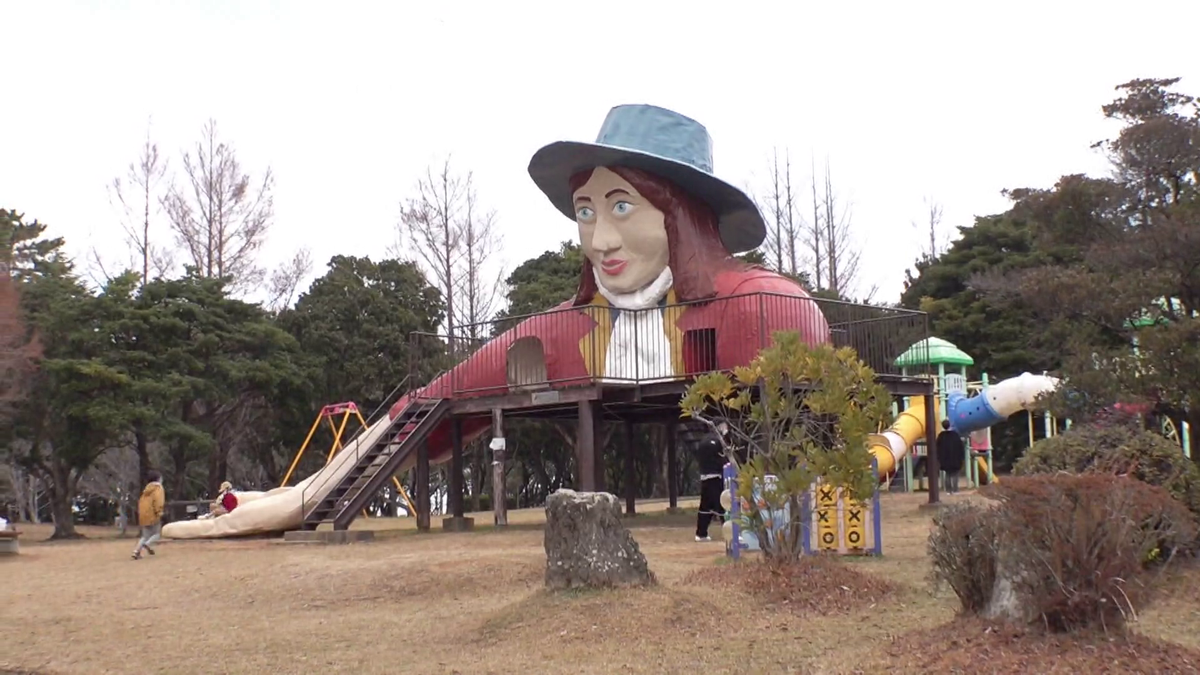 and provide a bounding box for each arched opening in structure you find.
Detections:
[507,336,548,391]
